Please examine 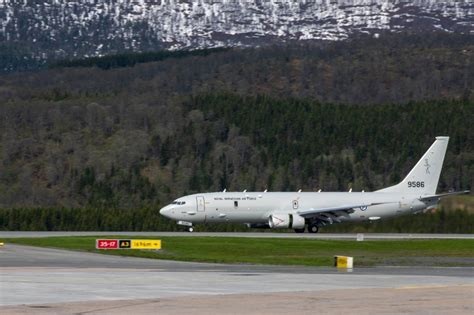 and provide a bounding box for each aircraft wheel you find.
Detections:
[308,224,319,233]
[294,228,305,233]
[188,227,194,232]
